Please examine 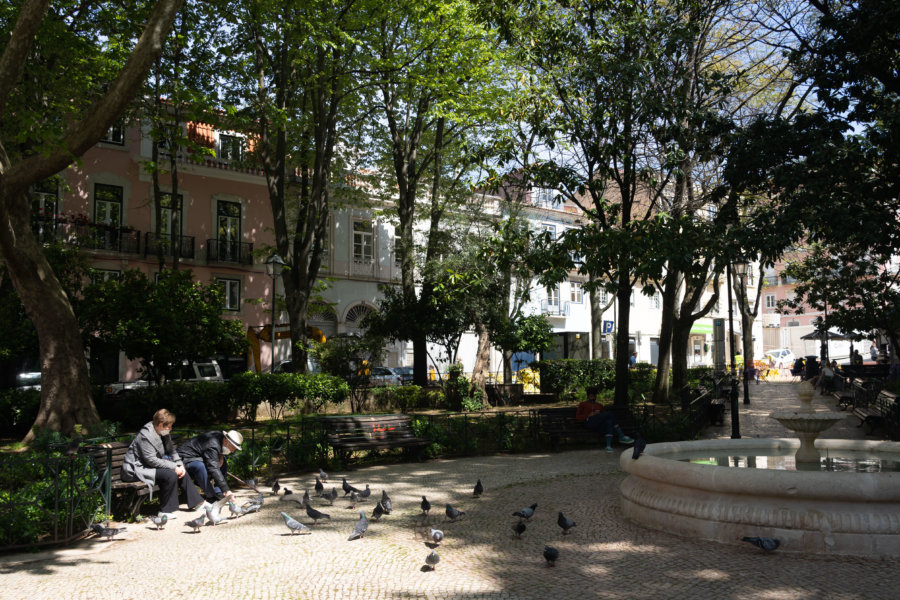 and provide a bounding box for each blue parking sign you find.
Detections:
[602,320,614,334]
